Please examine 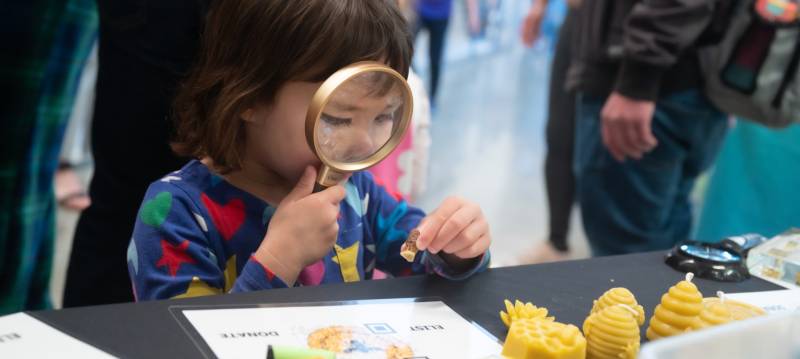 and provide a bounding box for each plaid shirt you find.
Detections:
[0,0,97,314]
